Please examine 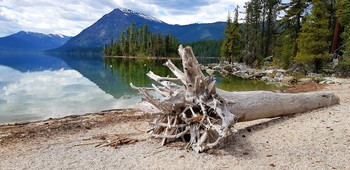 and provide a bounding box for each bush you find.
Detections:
[337,60,350,77]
